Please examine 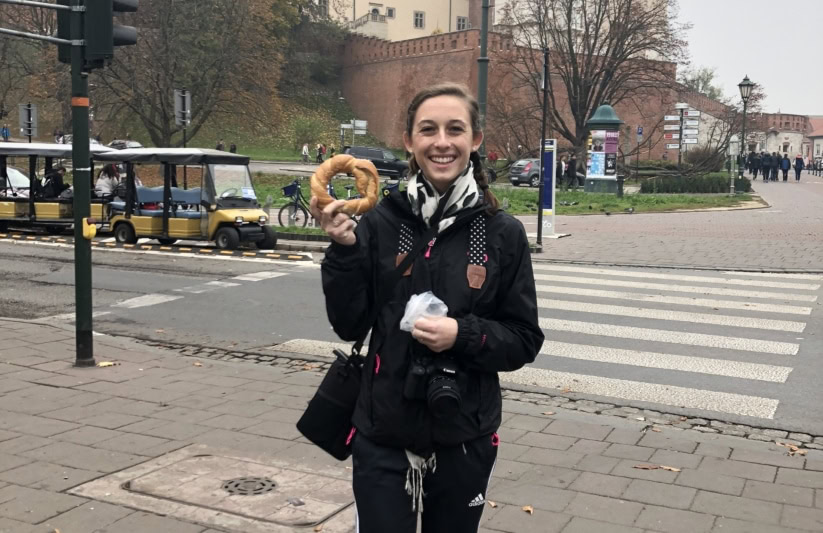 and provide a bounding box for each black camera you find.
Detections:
[404,357,462,418]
